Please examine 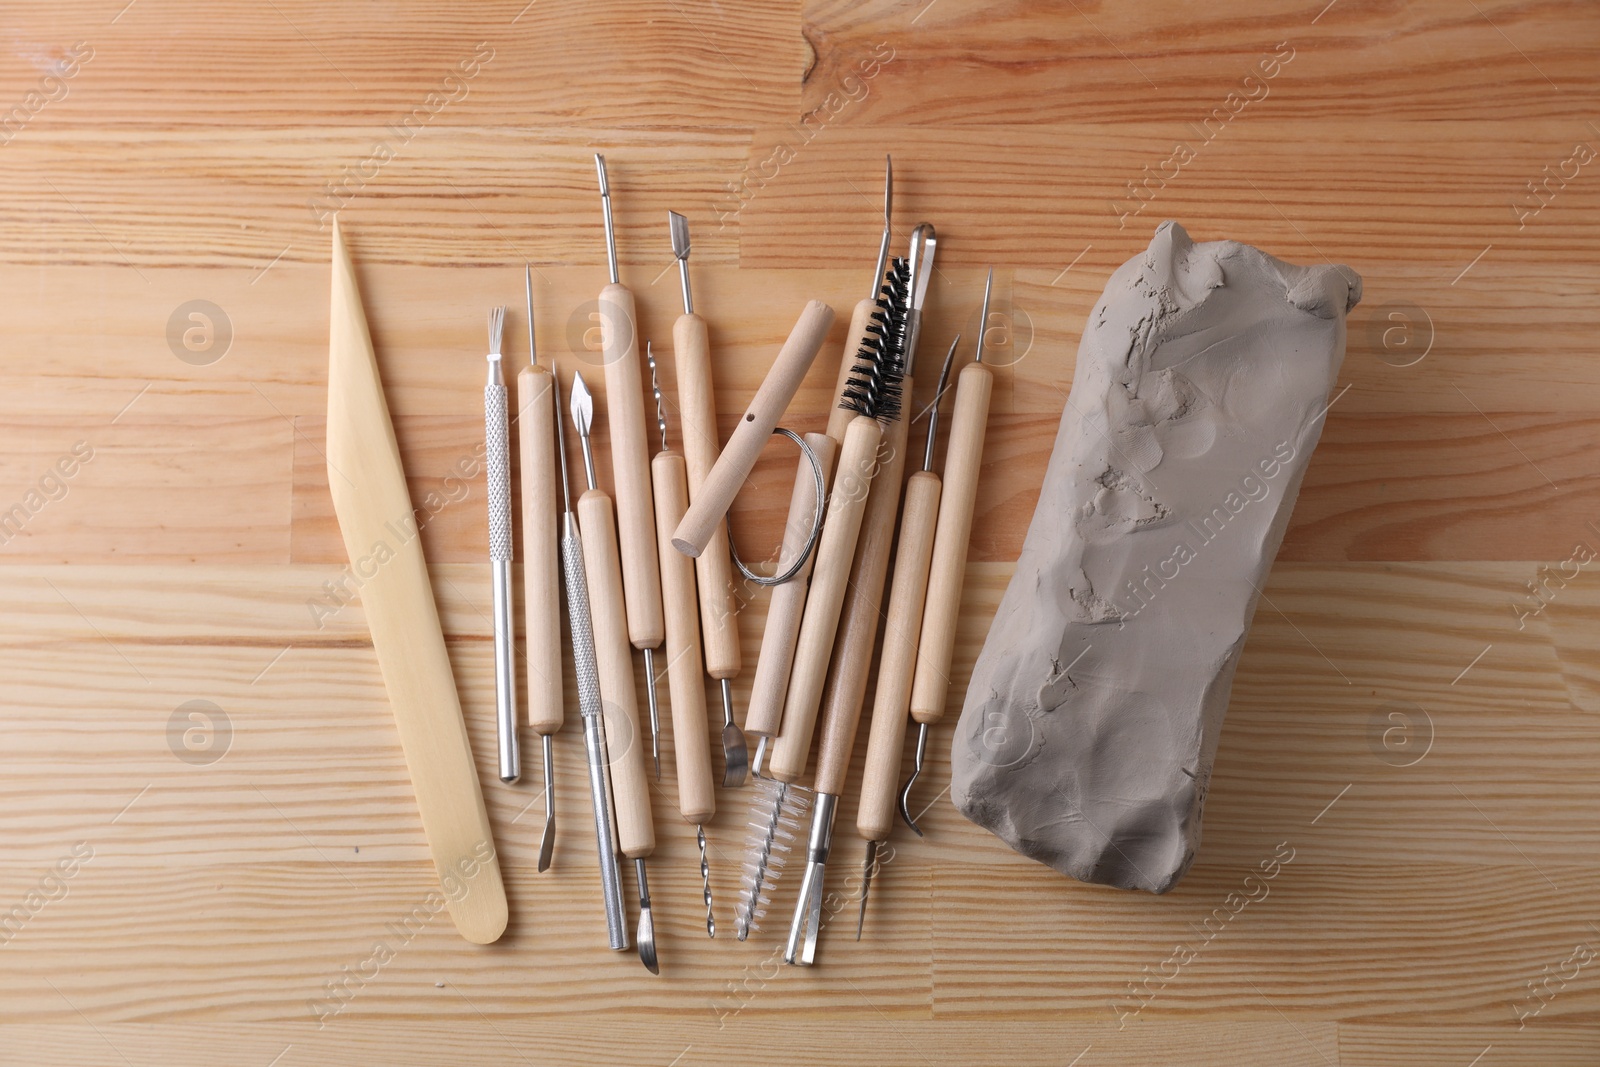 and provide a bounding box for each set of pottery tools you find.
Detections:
[324,154,994,971]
